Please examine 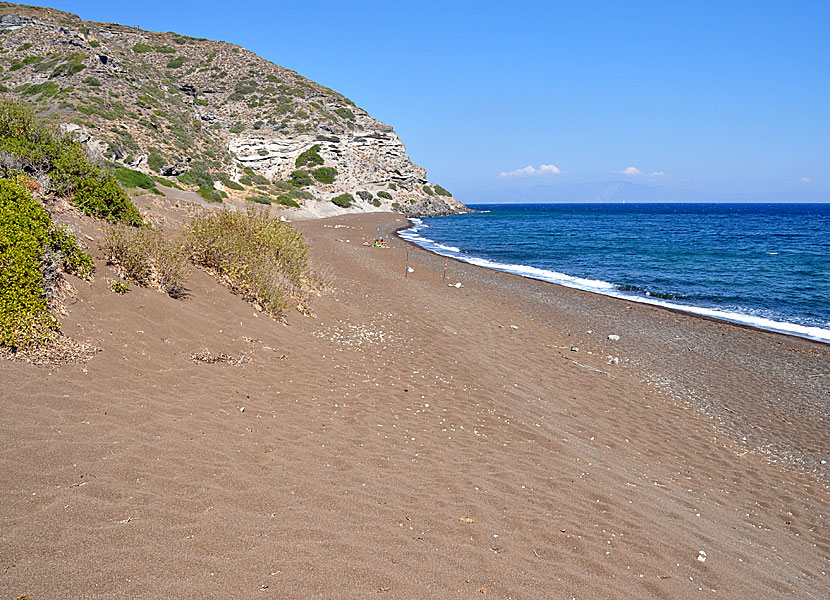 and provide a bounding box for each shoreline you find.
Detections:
[395,215,830,346]
[370,213,830,478]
